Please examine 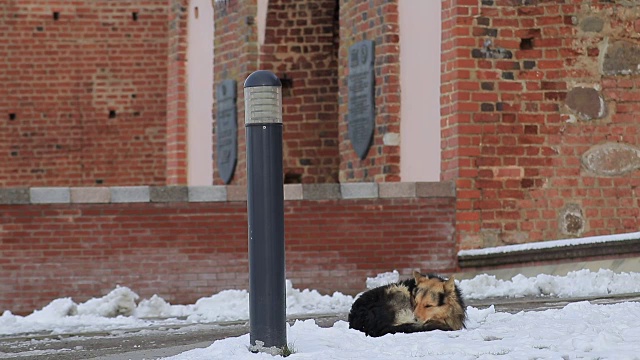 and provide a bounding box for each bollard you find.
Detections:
[244,70,287,352]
